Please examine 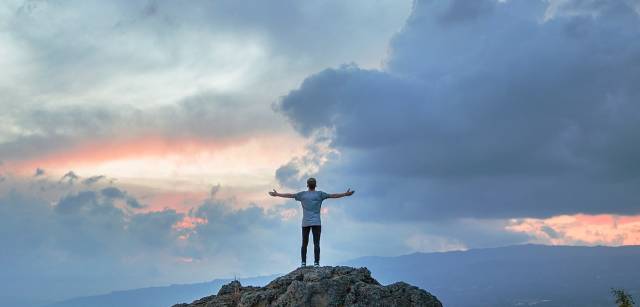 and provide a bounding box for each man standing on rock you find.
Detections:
[269,177,355,268]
